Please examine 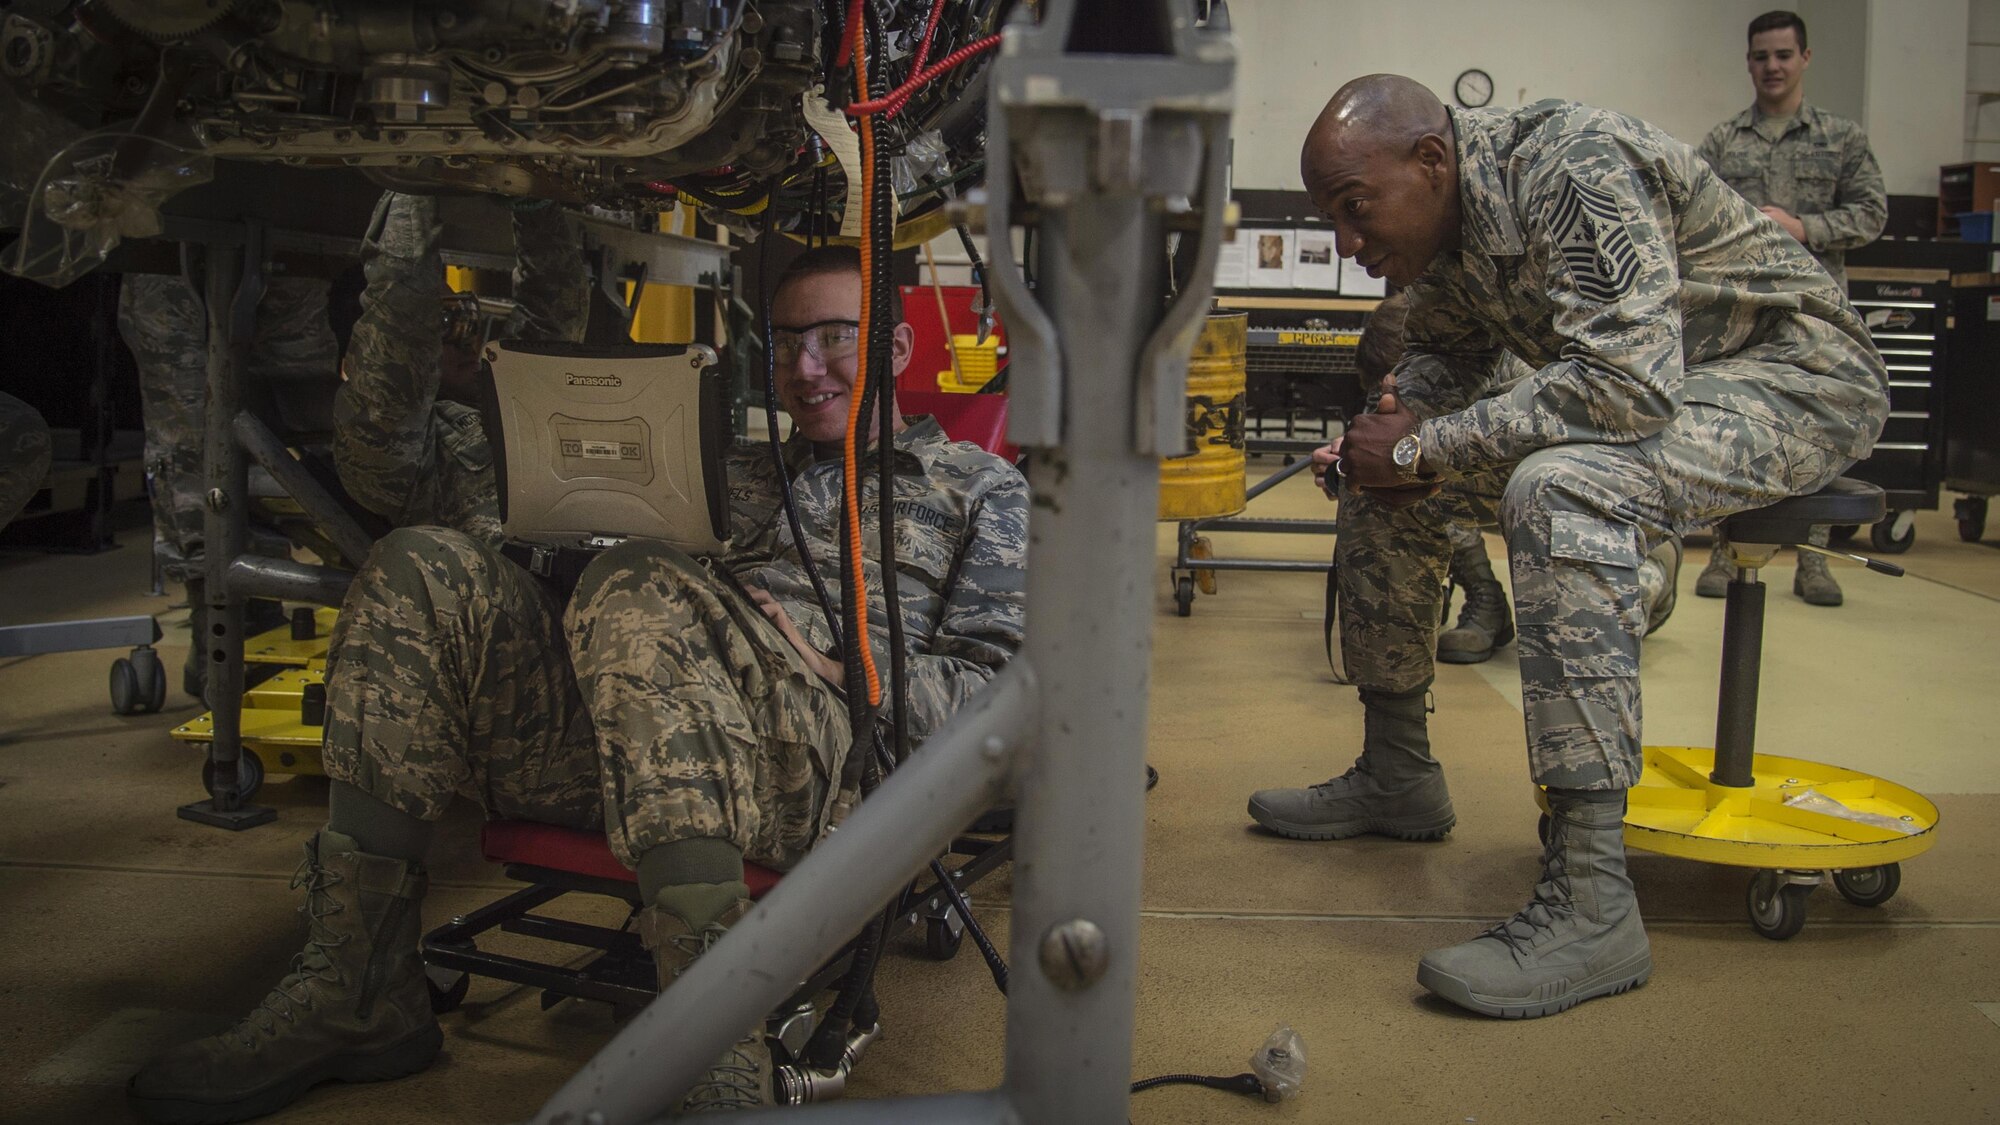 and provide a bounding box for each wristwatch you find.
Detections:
[1391,432,1424,483]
